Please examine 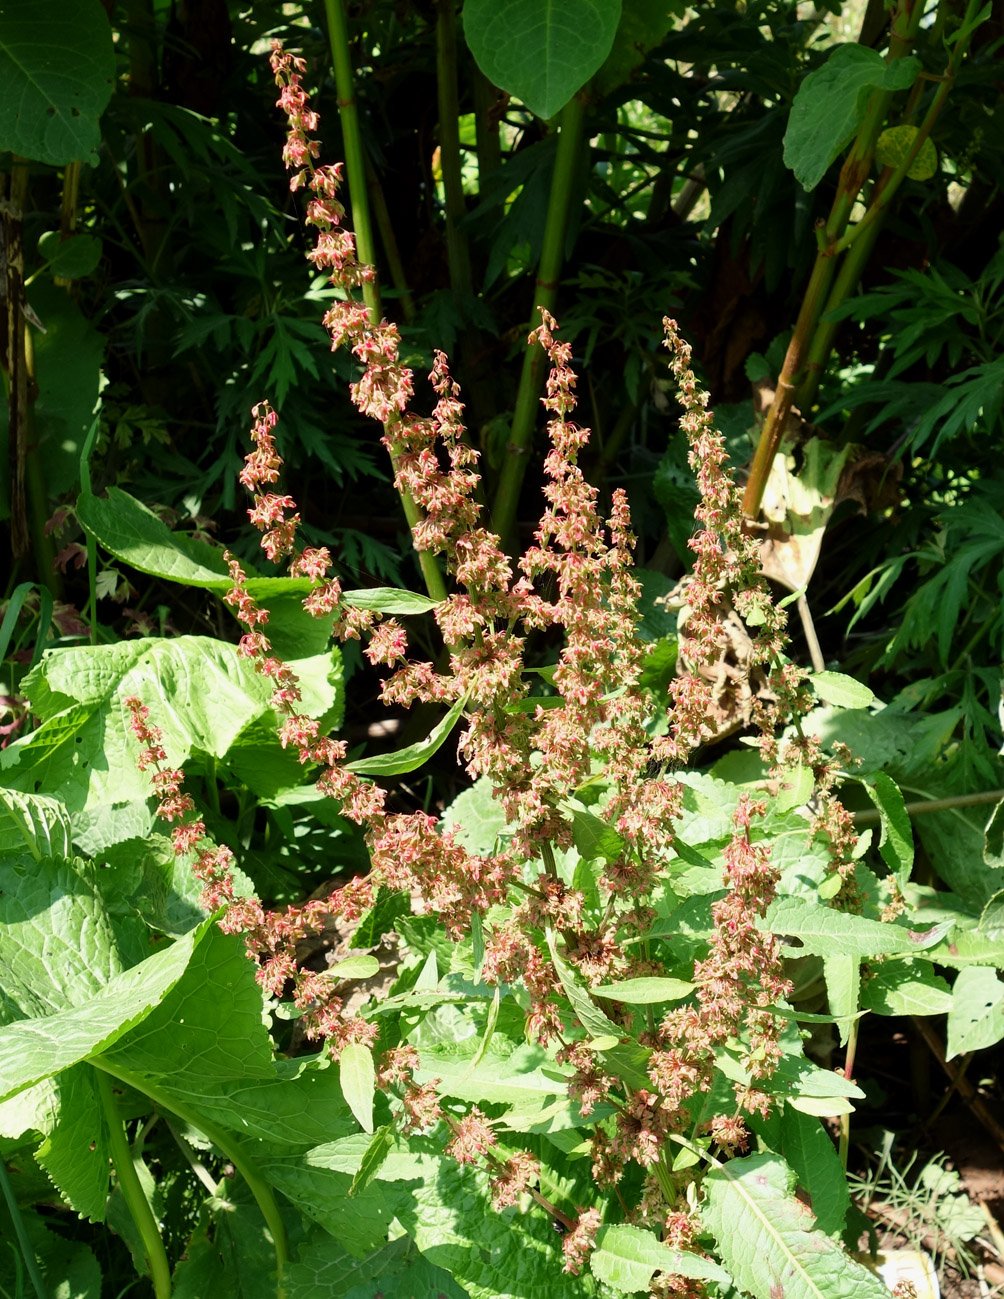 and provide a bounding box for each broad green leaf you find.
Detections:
[859,961,953,1016]
[442,776,508,853]
[590,1224,730,1292]
[464,0,622,120]
[862,772,913,885]
[35,1064,110,1223]
[0,788,71,861]
[594,0,684,97]
[783,45,921,191]
[98,925,275,1092]
[778,1108,850,1237]
[810,671,876,710]
[822,955,859,1048]
[702,1152,890,1299]
[593,977,694,1005]
[340,587,440,614]
[1,637,339,832]
[329,955,381,980]
[787,1095,854,1117]
[347,692,468,776]
[0,1208,102,1299]
[775,762,814,815]
[302,1132,443,1183]
[766,897,918,958]
[0,0,114,164]
[75,488,332,657]
[173,1176,280,1299]
[0,916,211,1102]
[284,1233,467,1299]
[571,809,624,862]
[257,1155,396,1258]
[417,1038,568,1104]
[37,230,103,279]
[546,929,622,1040]
[946,966,1004,1058]
[875,124,938,180]
[396,1157,591,1299]
[339,1042,375,1133]
[0,855,129,1017]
